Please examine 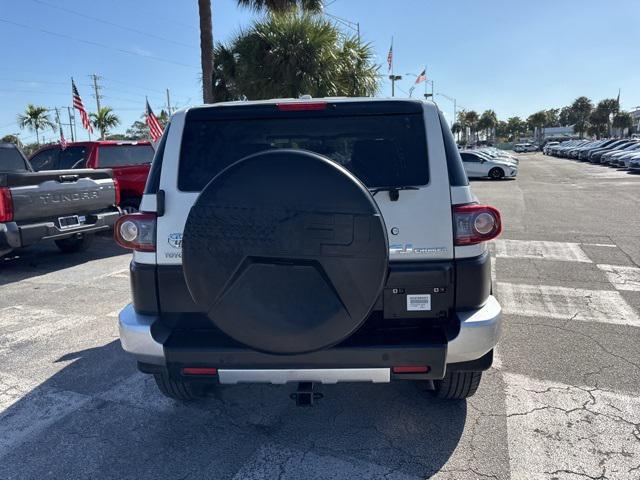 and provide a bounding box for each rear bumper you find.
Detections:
[118,295,502,381]
[0,210,120,255]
